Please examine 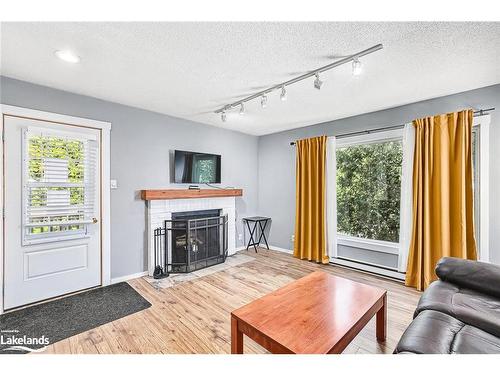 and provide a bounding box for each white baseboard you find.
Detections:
[269,245,293,254]
[235,244,293,254]
[111,271,148,284]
